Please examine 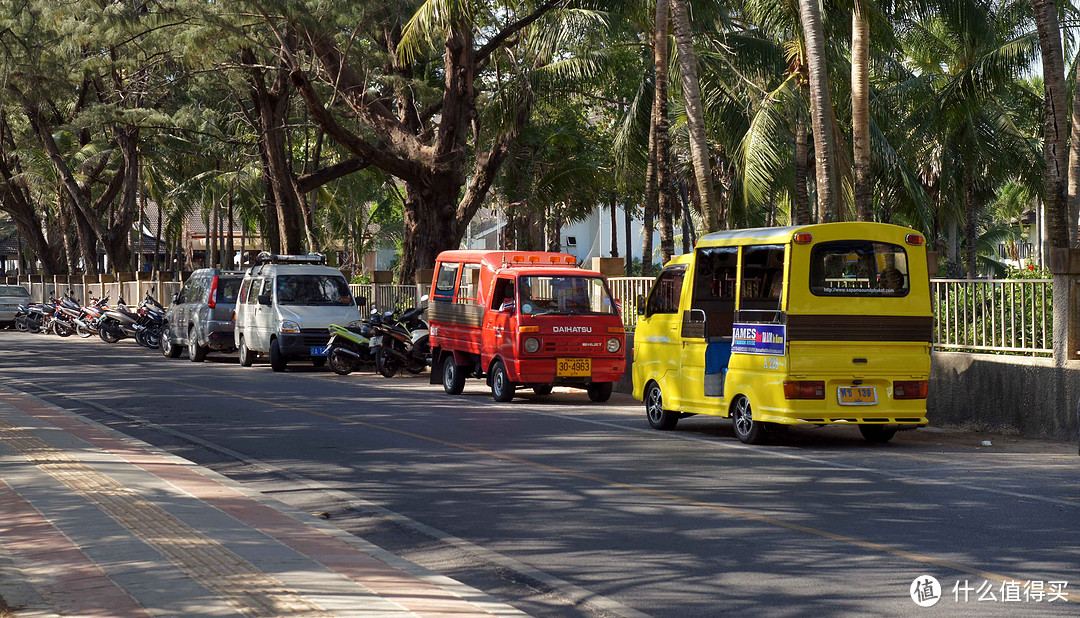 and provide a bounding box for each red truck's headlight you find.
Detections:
[606,337,621,353]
